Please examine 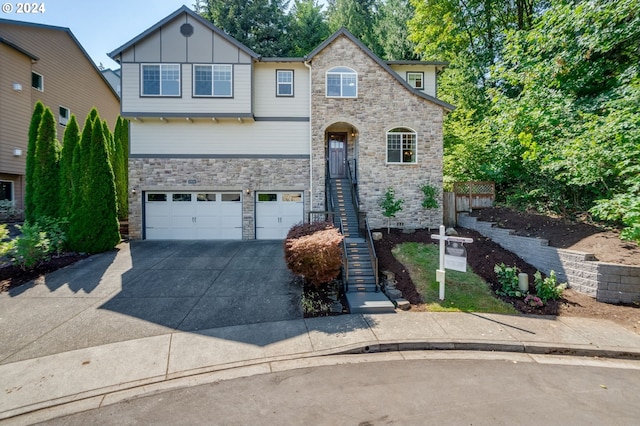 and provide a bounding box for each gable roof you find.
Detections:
[0,18,119,100]
[305,28,455,112]
[108,5,259,62]
[0,35,39,60]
